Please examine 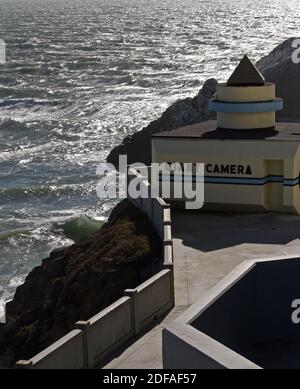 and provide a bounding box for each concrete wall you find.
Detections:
[254,259,300,342]
[17,271,173,369]
[190,257,300,351]
[191,268,257,361]
[16,330,86,369]
[163,328,226,369]
[163,256,300,369]
[163,324,259,369]
[16,168,174,369]
[76,297,134,368]
[125,269,173,335]
[162,260,262,369]
[152,136,300,214]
